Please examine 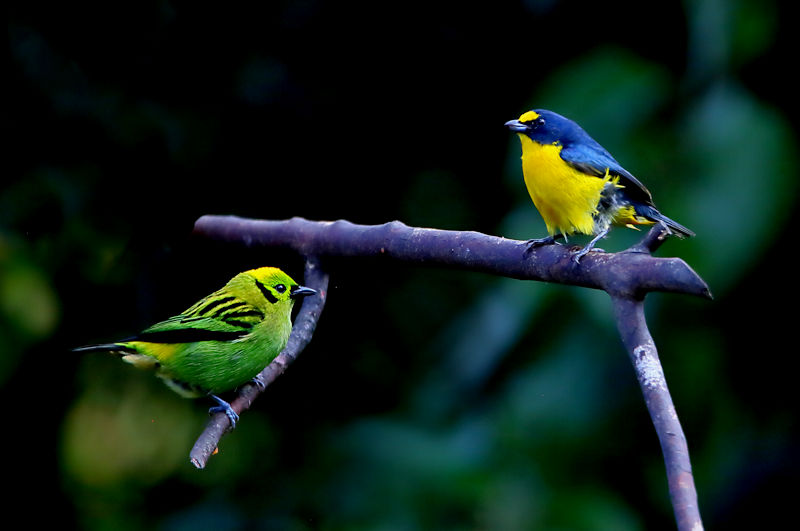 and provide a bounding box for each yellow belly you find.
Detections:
[518,135,607,236]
